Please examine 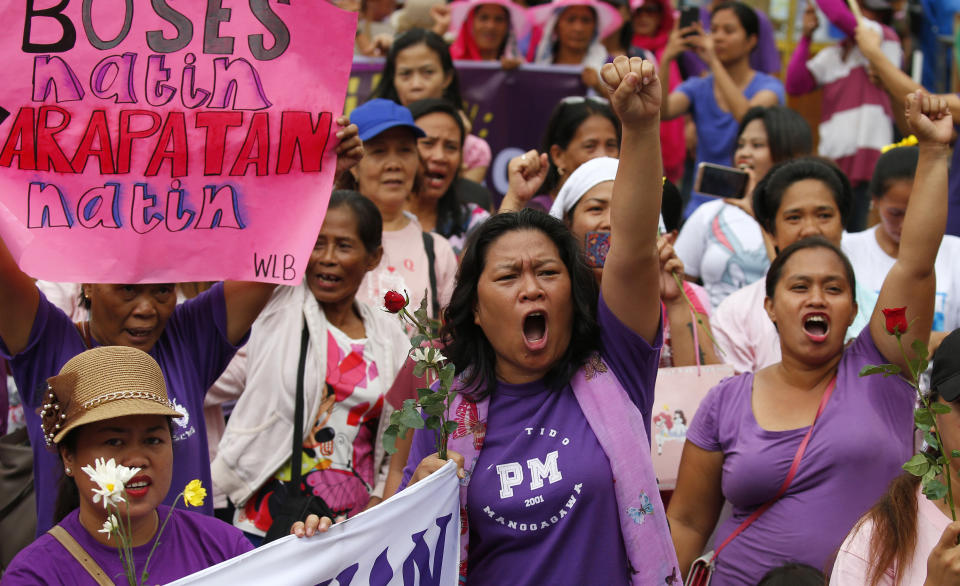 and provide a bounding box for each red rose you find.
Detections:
[384,290,407,313]
[882,307,908,335]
